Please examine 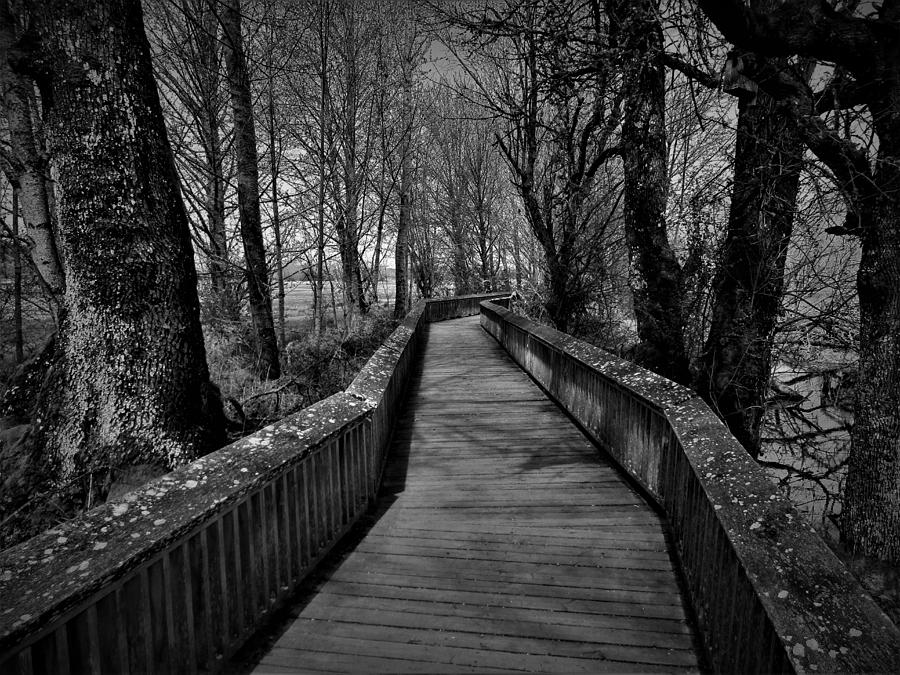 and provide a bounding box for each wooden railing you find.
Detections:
[480,301,900,674]
[0,294,505,675]
[423,291,510,322]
